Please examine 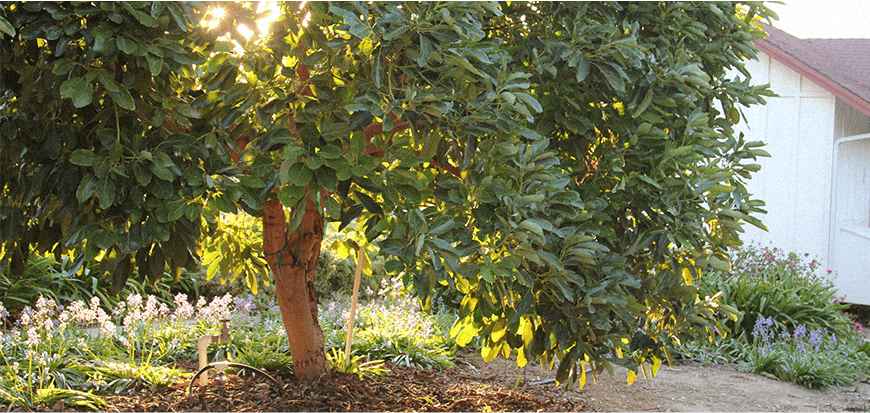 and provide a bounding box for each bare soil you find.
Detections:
[477,354,870,412]
[28,349,870,412]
